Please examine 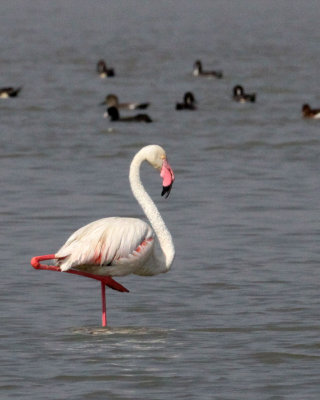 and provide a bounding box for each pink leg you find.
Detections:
[30,254,129,292]
[66,269,129,292]
[30,254,129,327]
[101,282,107,327]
